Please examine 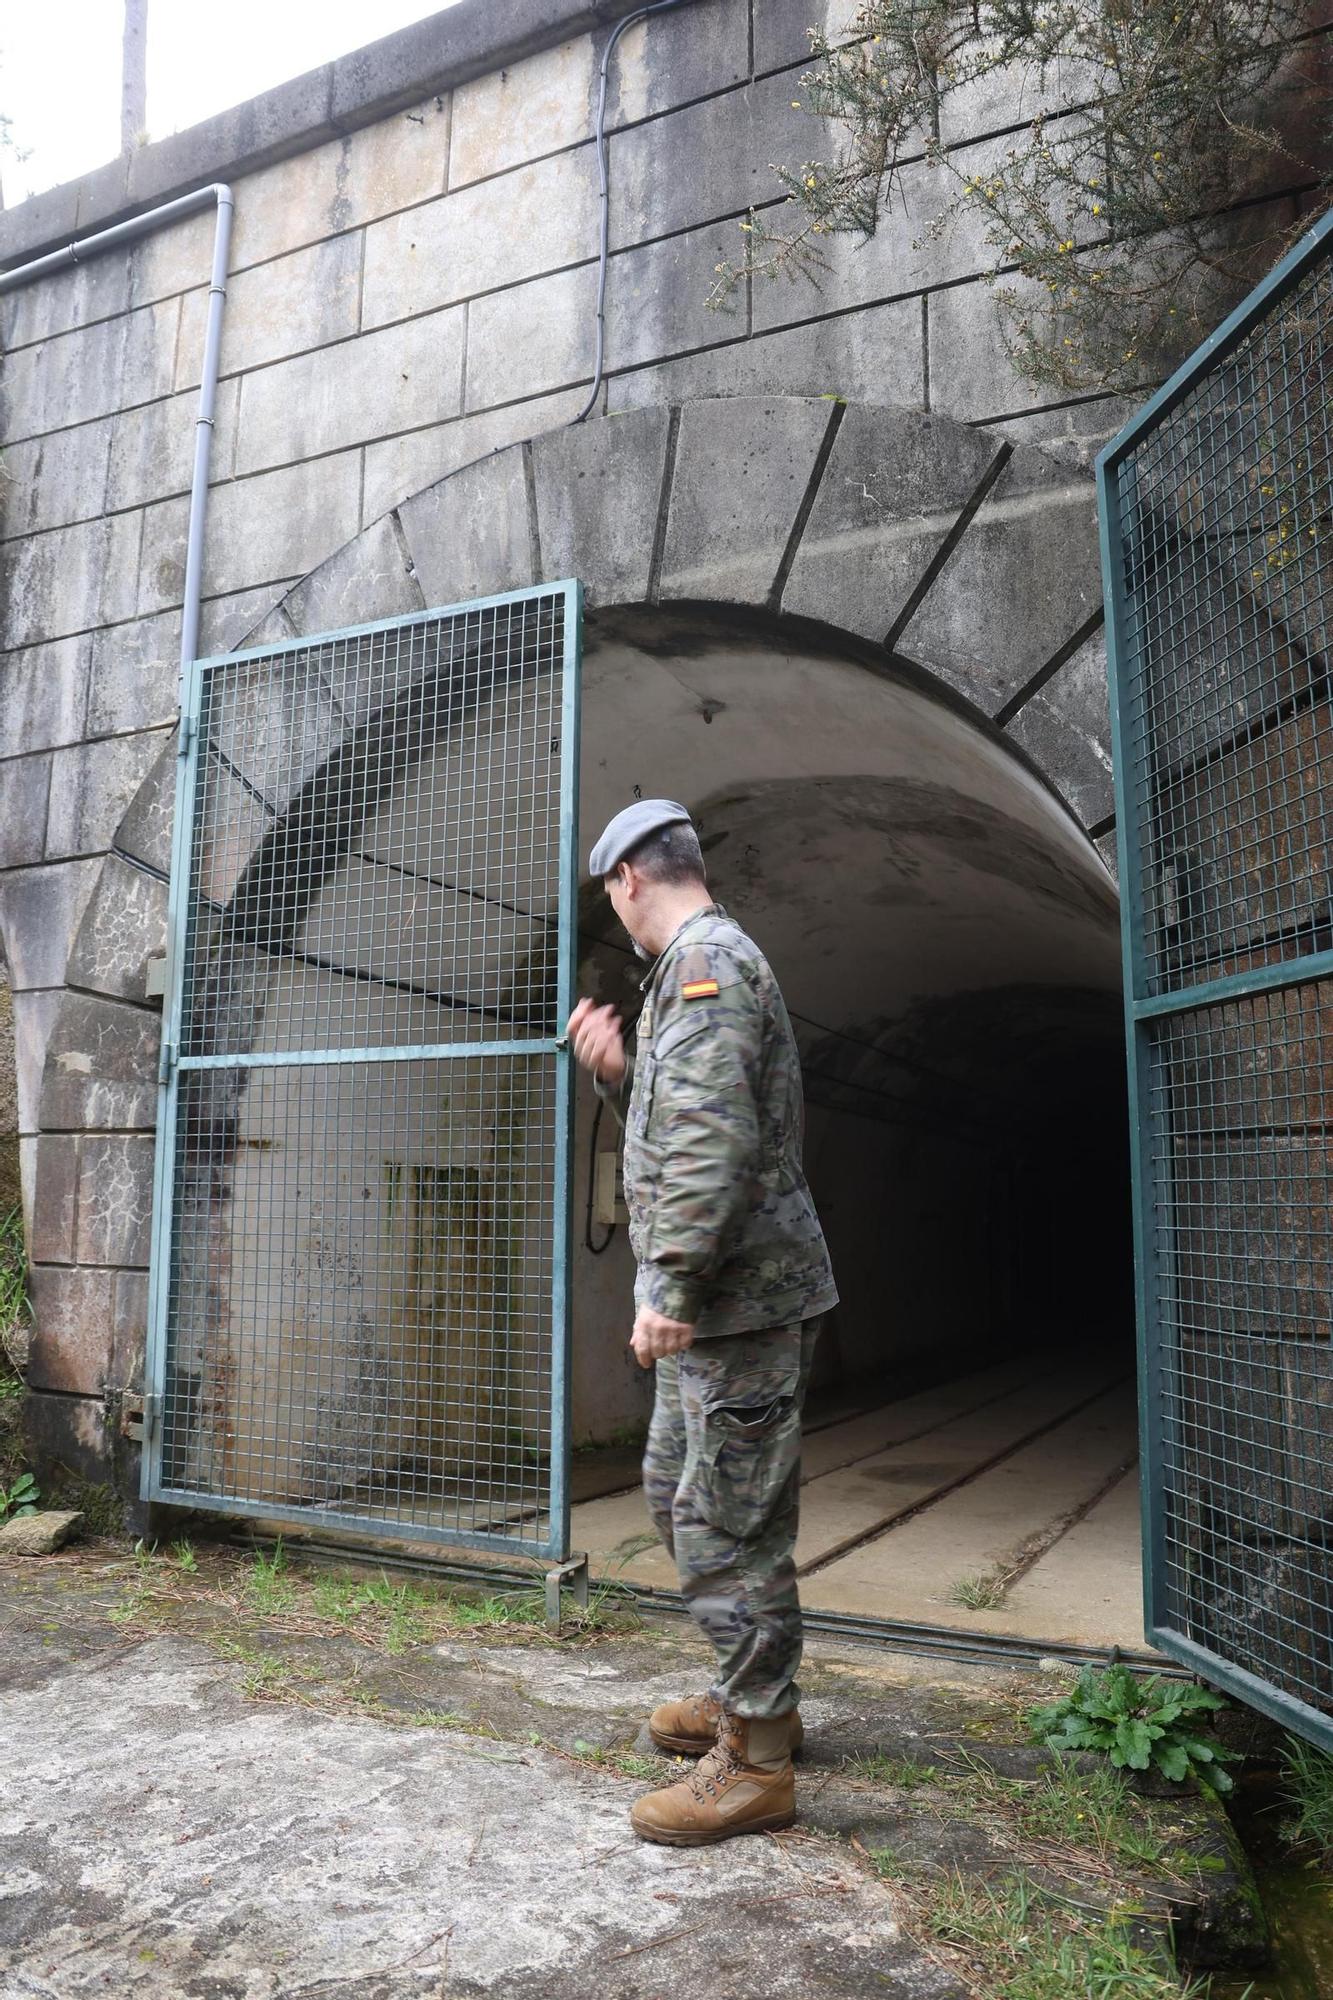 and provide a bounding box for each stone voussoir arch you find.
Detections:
[29,394,1115,1454]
